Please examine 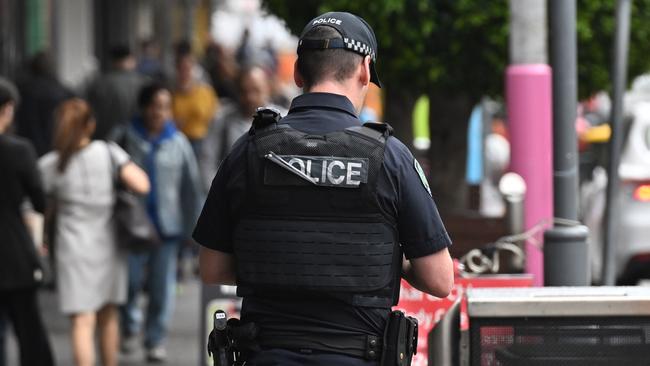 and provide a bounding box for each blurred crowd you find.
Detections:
[0,33,293,366]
